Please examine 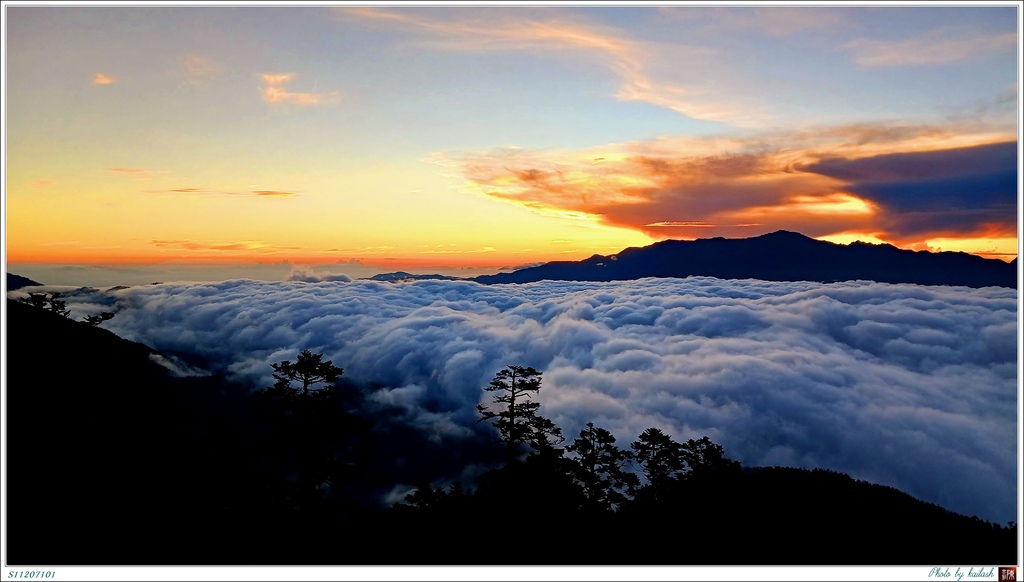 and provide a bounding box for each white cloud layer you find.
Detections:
[39,277,1017,523]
